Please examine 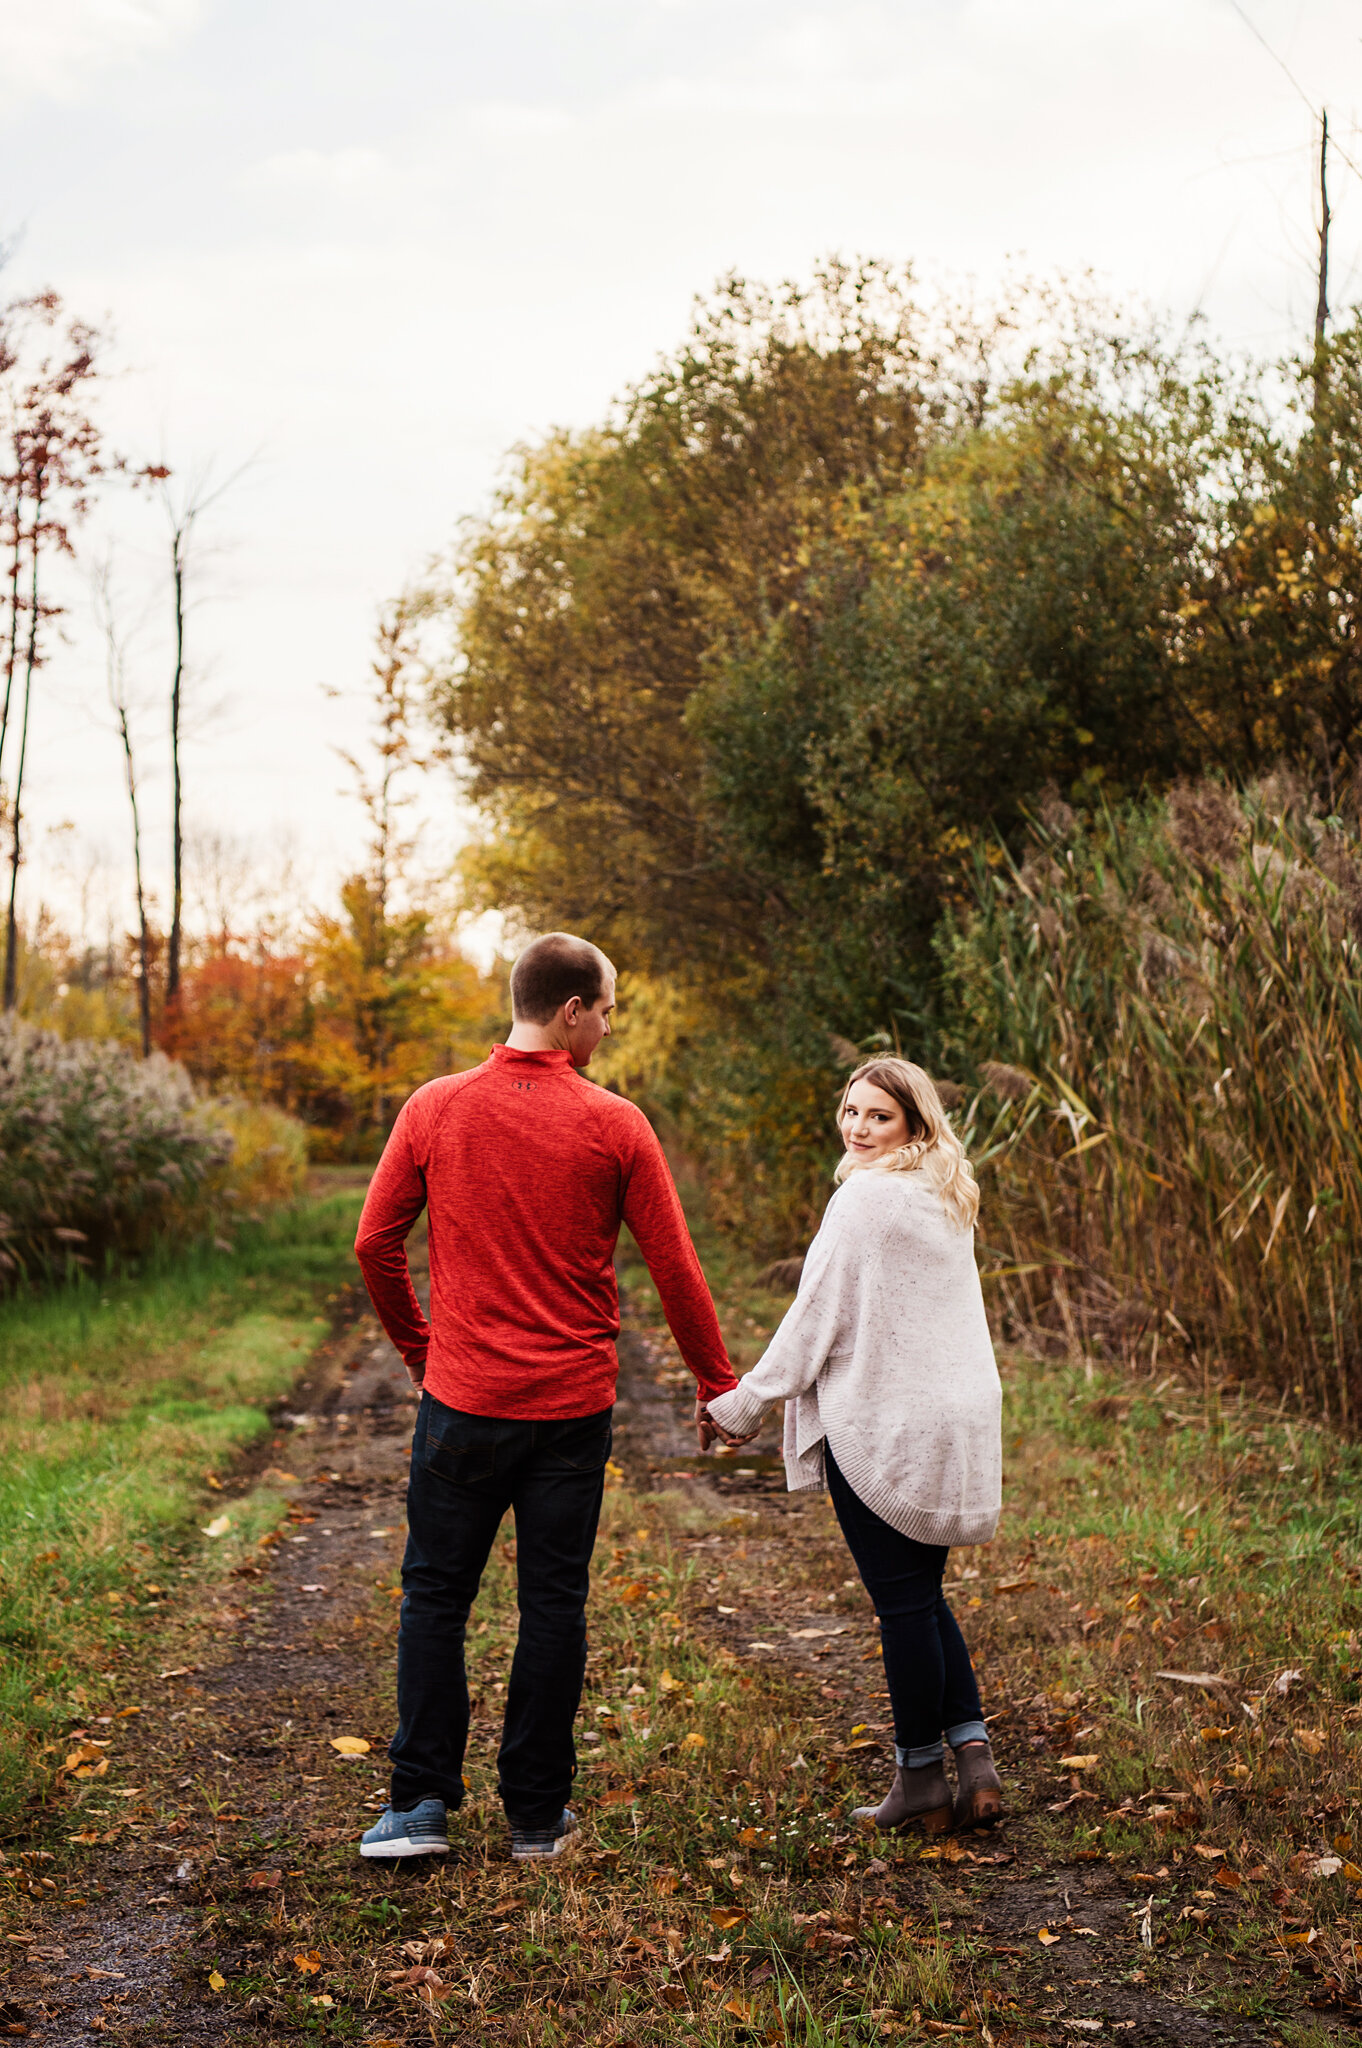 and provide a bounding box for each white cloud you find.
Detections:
[240,147,395,196]
[0,0,199,105]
